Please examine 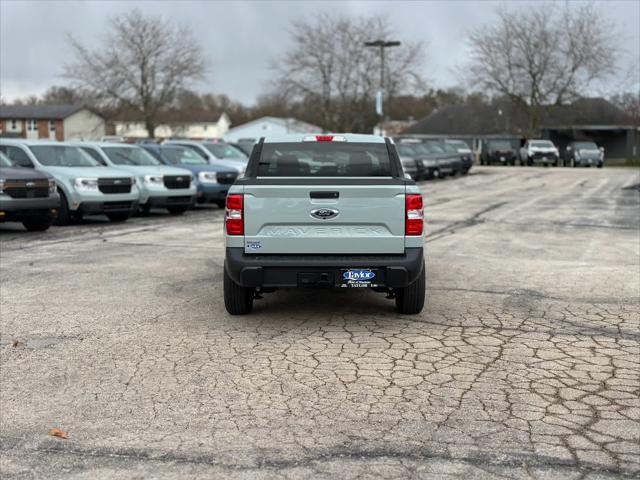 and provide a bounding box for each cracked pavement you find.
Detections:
[1,166,639,479]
